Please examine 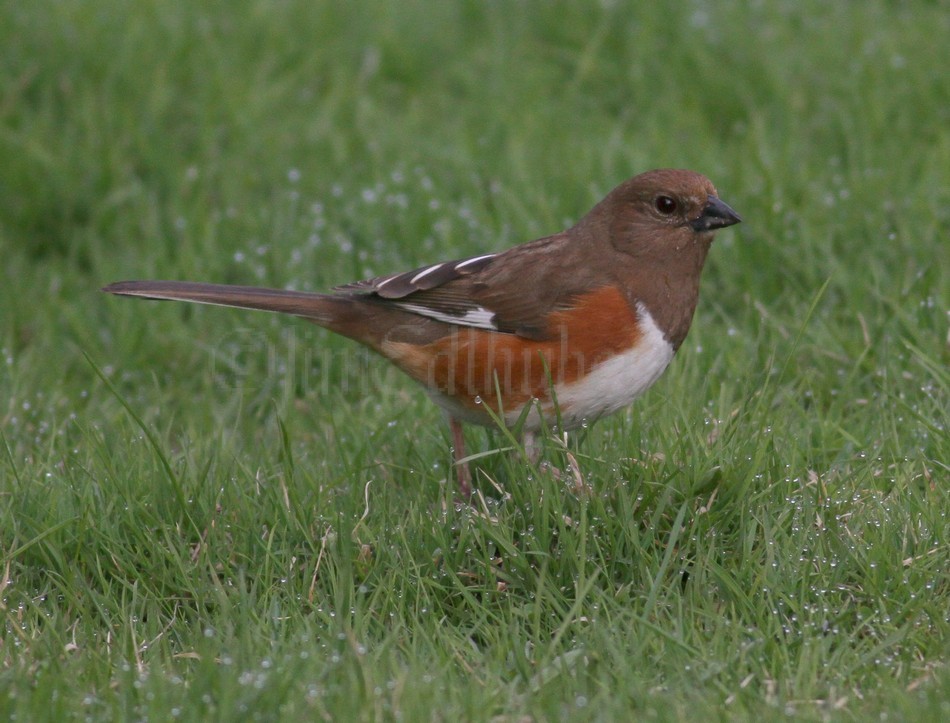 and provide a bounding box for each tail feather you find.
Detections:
[102,280,338,322]
[102,278,447,351]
